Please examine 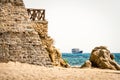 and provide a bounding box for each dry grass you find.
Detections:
[0,61,120,80]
